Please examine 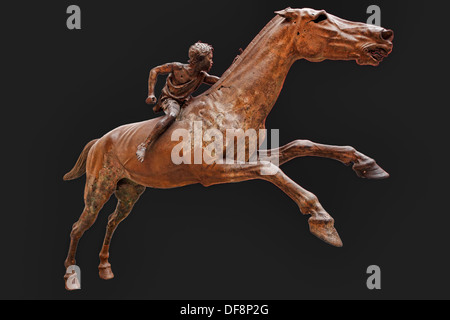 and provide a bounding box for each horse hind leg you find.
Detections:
[98,179,146,280]
[64,159,122,289]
